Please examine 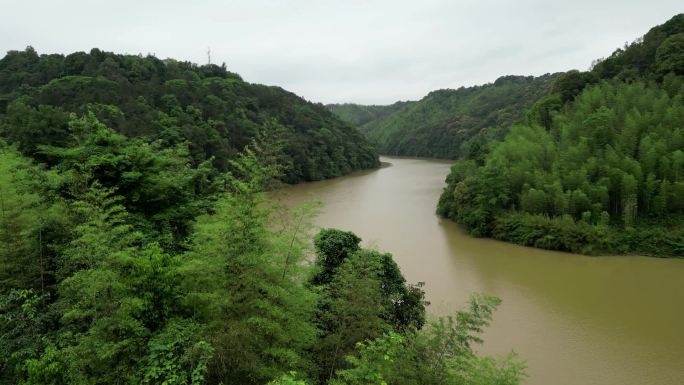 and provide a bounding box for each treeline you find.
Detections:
[0,47,379,183]
[0,128,523,384]
[331,75,555,158]
[438,14,684,256]
[326,101,412,127]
